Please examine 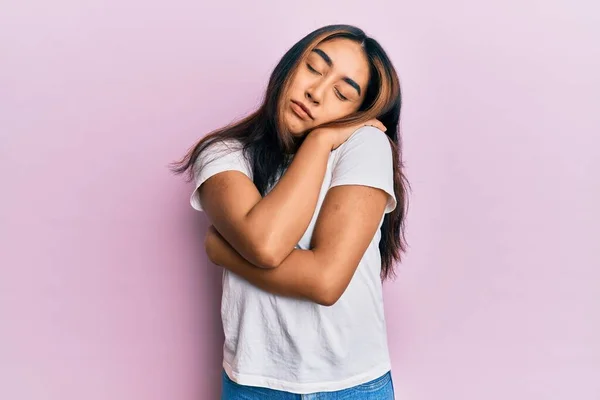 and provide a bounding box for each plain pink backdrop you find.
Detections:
[1,0,599,399]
